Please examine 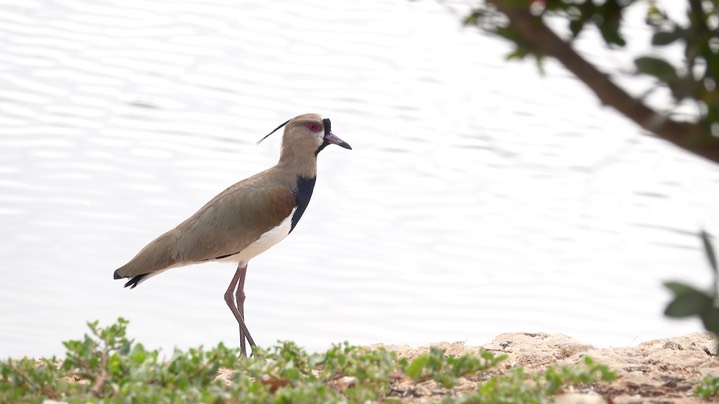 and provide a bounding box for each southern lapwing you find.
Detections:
[113,113,351,356]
